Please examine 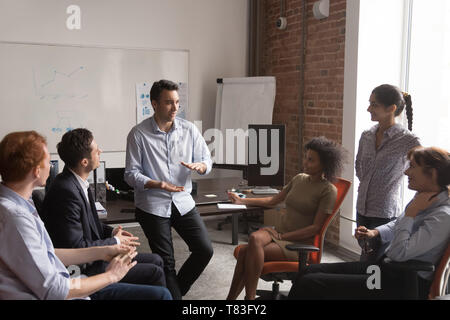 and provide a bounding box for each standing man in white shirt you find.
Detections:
[125,79,214,300]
